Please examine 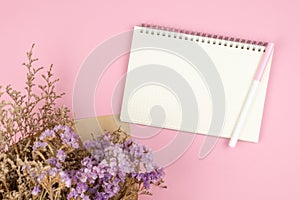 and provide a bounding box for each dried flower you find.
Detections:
[33,141,48,151]
[58,125,80,149]
[32,186,40,196]
[39,129,56,140]
[0,45,166,200]
[56,150,66,162]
